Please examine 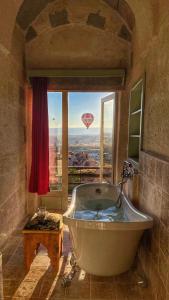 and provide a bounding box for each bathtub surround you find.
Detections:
[136,151,169,299]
